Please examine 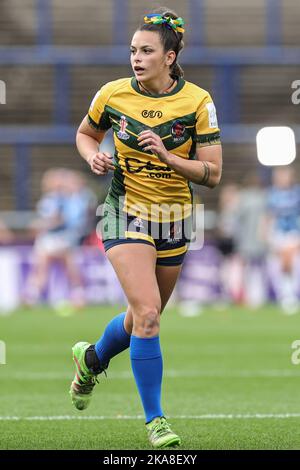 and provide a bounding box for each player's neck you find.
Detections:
[138,76,177,95]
